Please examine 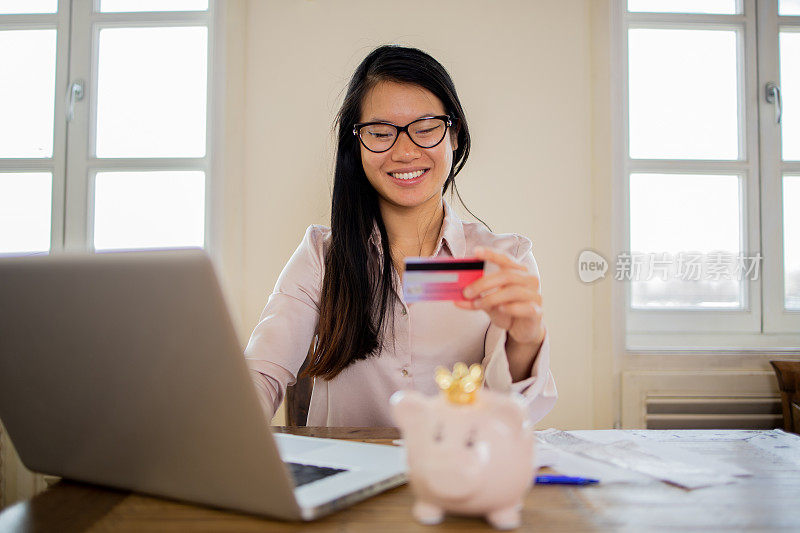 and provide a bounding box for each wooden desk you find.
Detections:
[1,428,799,532]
